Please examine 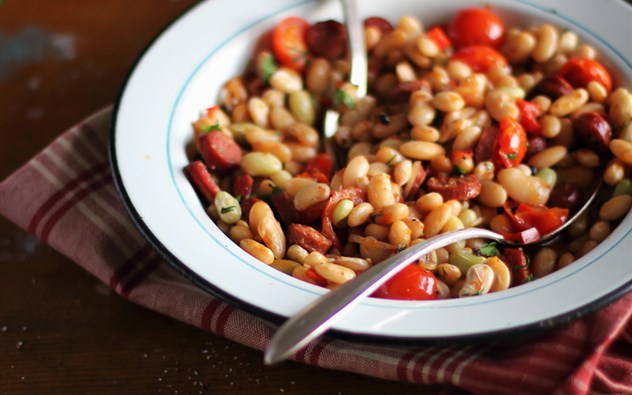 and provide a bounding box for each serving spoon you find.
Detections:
[322,0,367,170]
[264,180,602,365]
